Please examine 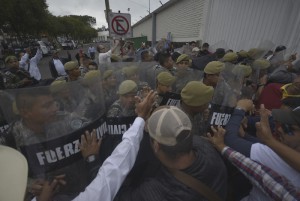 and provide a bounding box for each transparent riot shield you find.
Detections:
[103,61,156,112]
[257,40,276,60]
[139,61,159,89]
[174,67,203,93]
[207,67,245,130]
[0,77,106,200]
[99,62,144,162]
